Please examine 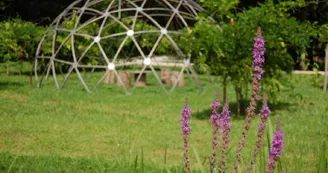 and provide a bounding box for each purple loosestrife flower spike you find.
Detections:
[247,94,271,173]
[266,117,284,173]
[220,99,231,172]
[233,27,266,173]
[209,89,221,173]
[181,99,192,136]
[180,98,191,173]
